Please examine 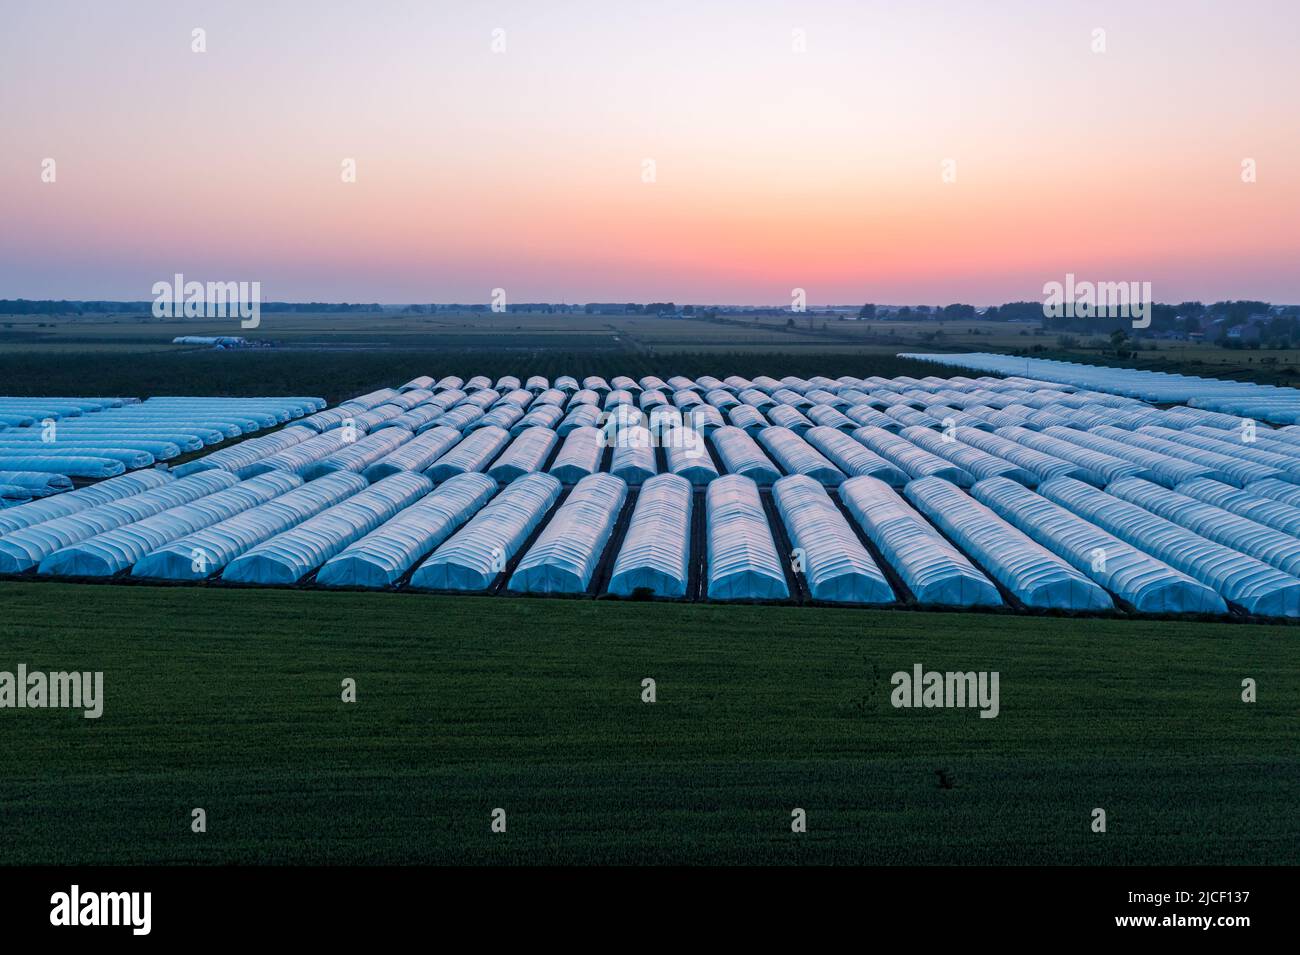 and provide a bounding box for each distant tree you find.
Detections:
[858,303,876,319]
